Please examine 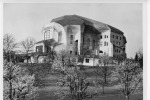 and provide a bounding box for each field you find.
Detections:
[20,63,143,100]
